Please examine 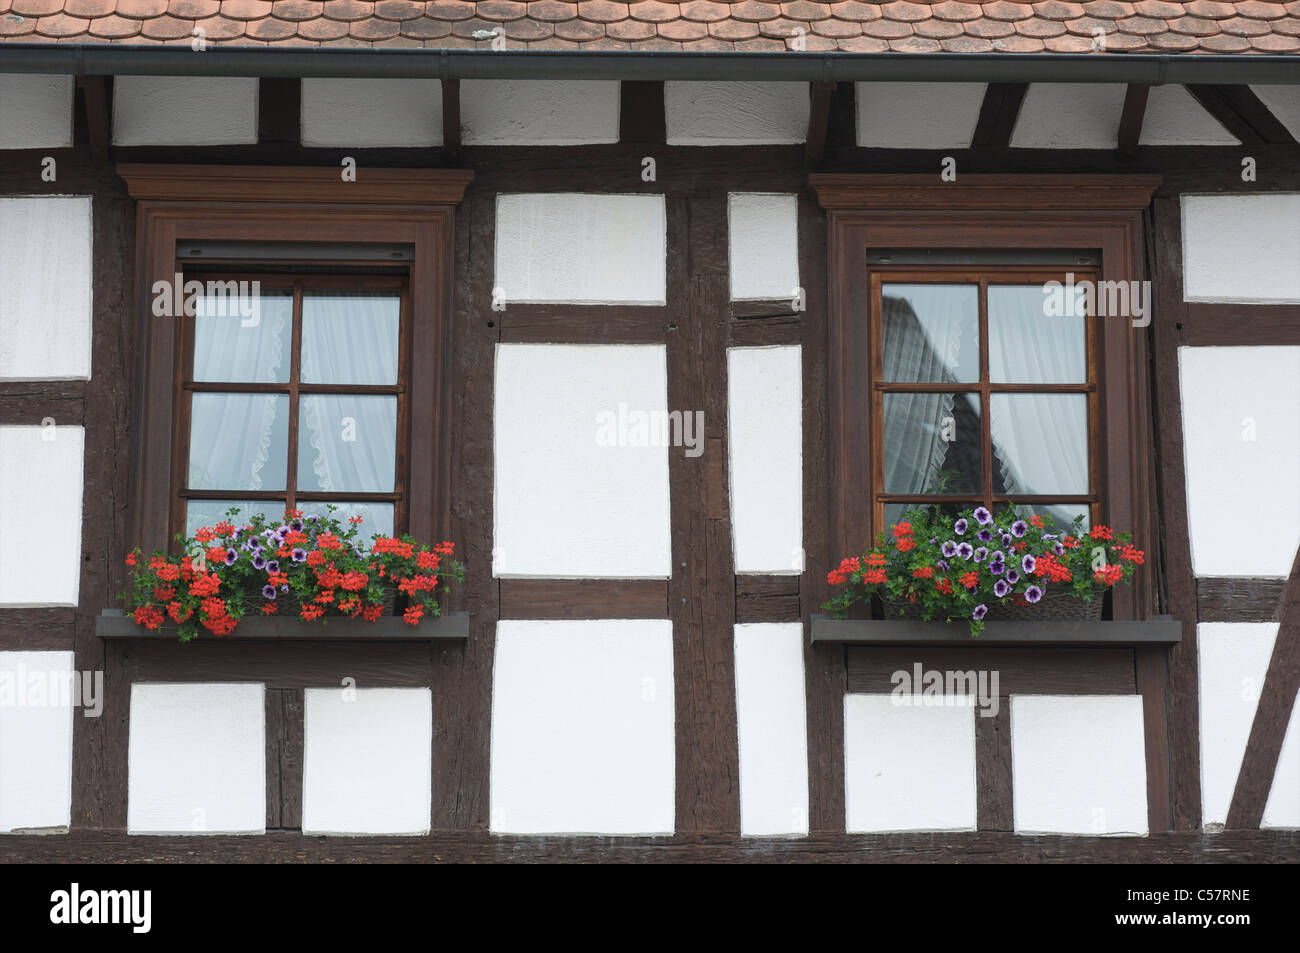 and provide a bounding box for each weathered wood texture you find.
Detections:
[975,701,1013,832]
[1197,578,1289,622]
